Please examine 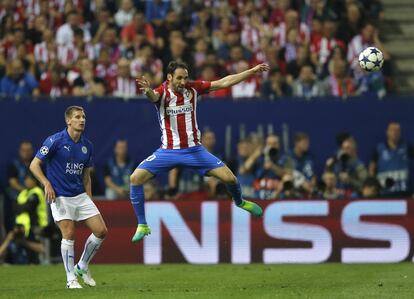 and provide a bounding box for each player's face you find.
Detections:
[67,110,86,132]
[170,68,189,93]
